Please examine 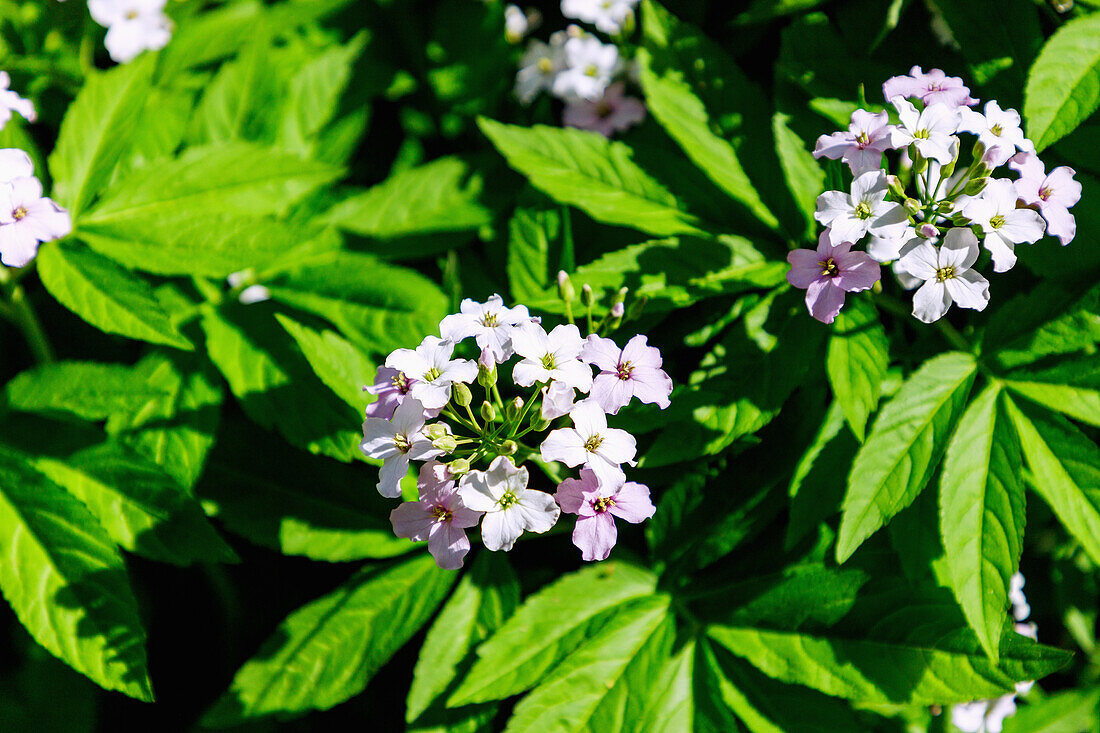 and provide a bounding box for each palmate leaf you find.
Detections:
[276,314,376,411]
[772,112,825,241]
[507,206,560,303]
[36,242,192,350]
[825,298,889,441]
[203,553,456,726]
[501,596,674,733]
[279,34,368,155]
[5,361,173,421]
[448,562,657,707]
[1005,370,1100,429]
[836,352,978,563]
[1024,11,1100,151]
[478,119,703,237]
[1002,688,1100,733]
[0,446,152,701]
[938,385,1025,662]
